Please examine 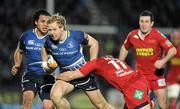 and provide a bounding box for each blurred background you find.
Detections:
[0,0,180,109]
